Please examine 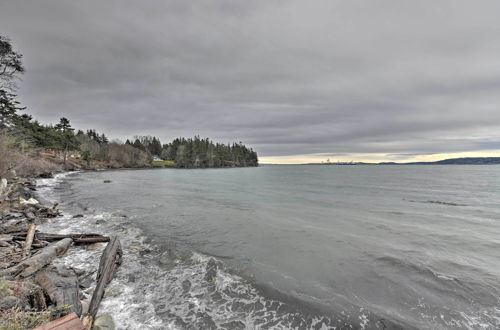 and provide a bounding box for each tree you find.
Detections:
[132,138,145,151]
[0,35,25,129]
[0,35,24,91]
[0,89,25,128]
[150,137,162,156]
[55,117,79,164]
